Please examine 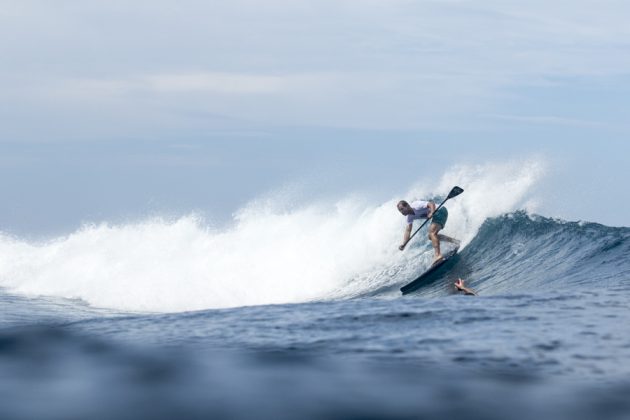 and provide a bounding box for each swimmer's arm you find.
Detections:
[455,279,478,296]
